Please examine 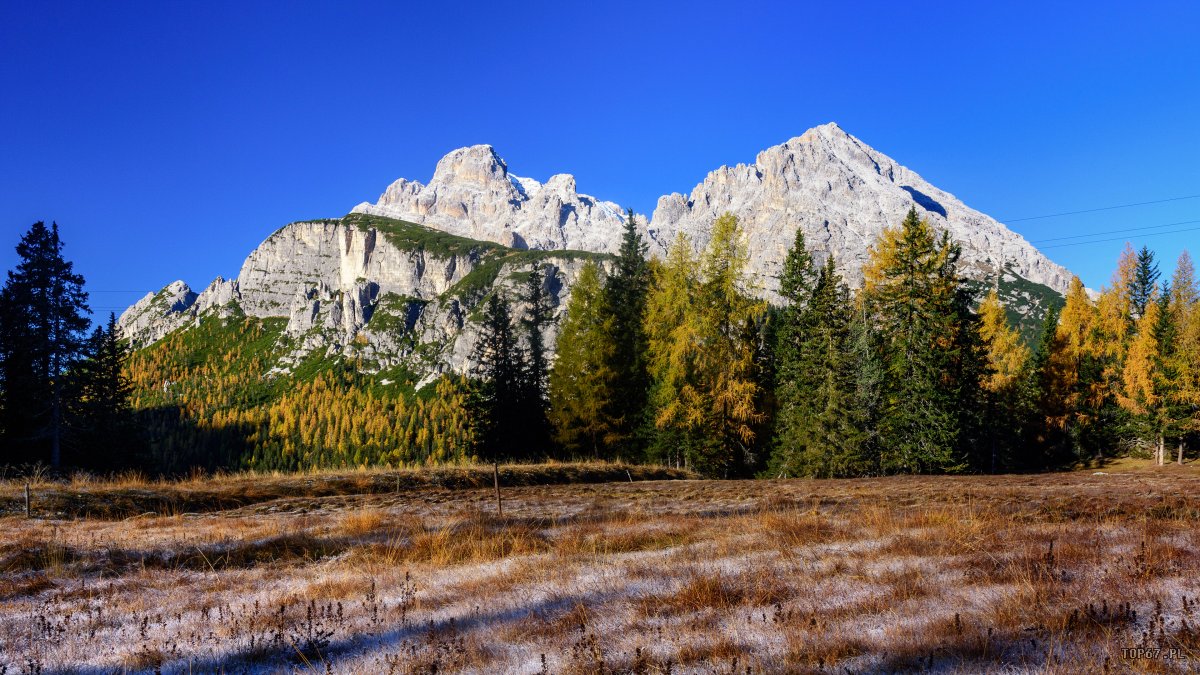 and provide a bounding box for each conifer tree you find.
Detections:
[603,209,652,455]
[1178,290,1200,451]
[71,313,137,468]
[770,228,818,474]
[1121,299,1166,462]
[645,215,767,476]
[470,293,527,461]
[645,233,704,470]
[1030,303,1068,464]
[0,221,91,467]
[692,213,769,475]
[860,208,980,473]
[549,262,620,458]
[978,289,1033,471]
[1131,245,1161,320]
[1087,246,1139,455]
[769,257,866,477]
[1041,276,1100,460]
[1165,251,1198,462]
[519,263,553,455]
